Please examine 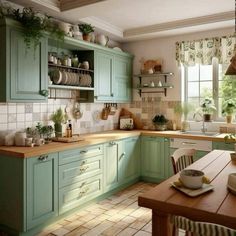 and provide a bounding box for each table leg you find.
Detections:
[152,210,172,236]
